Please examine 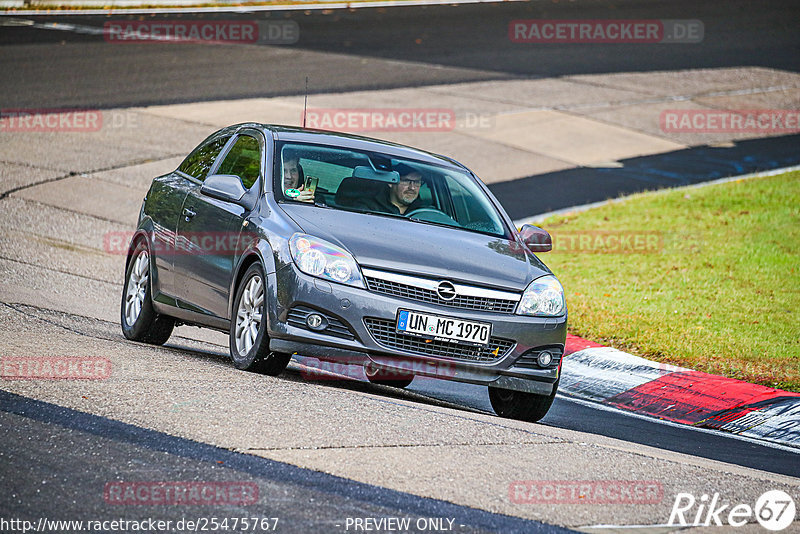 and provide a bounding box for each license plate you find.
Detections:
[396,309,492,347]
